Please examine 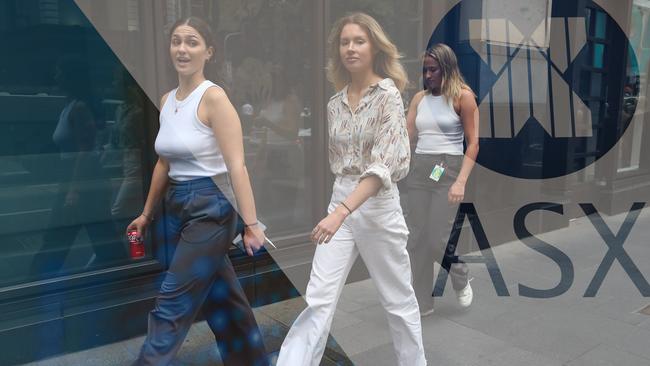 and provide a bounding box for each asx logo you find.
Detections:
[470,17,593,139]
[429,0,639,179]
[435,202,650,298]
